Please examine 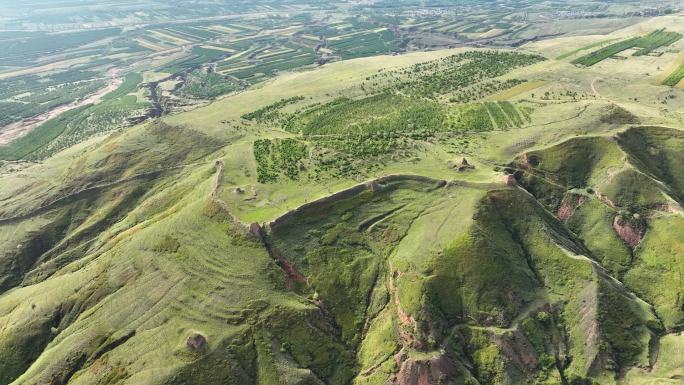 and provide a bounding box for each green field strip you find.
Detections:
[573,29,682,66]
[662,63,684,87]
[556,38,620,60]
[255,48,297,60]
